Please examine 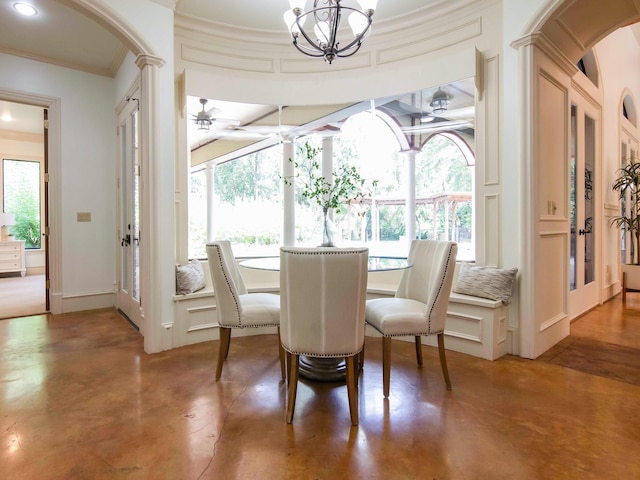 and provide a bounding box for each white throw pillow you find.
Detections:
[176,259,206,295]
[453,263,517,304]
